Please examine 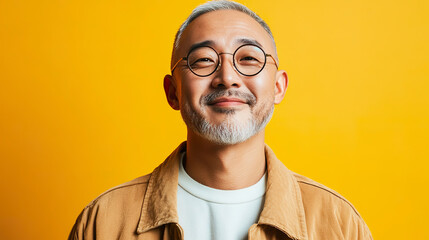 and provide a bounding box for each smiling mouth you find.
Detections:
[208,97,248,107]
[202,89,257,110]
